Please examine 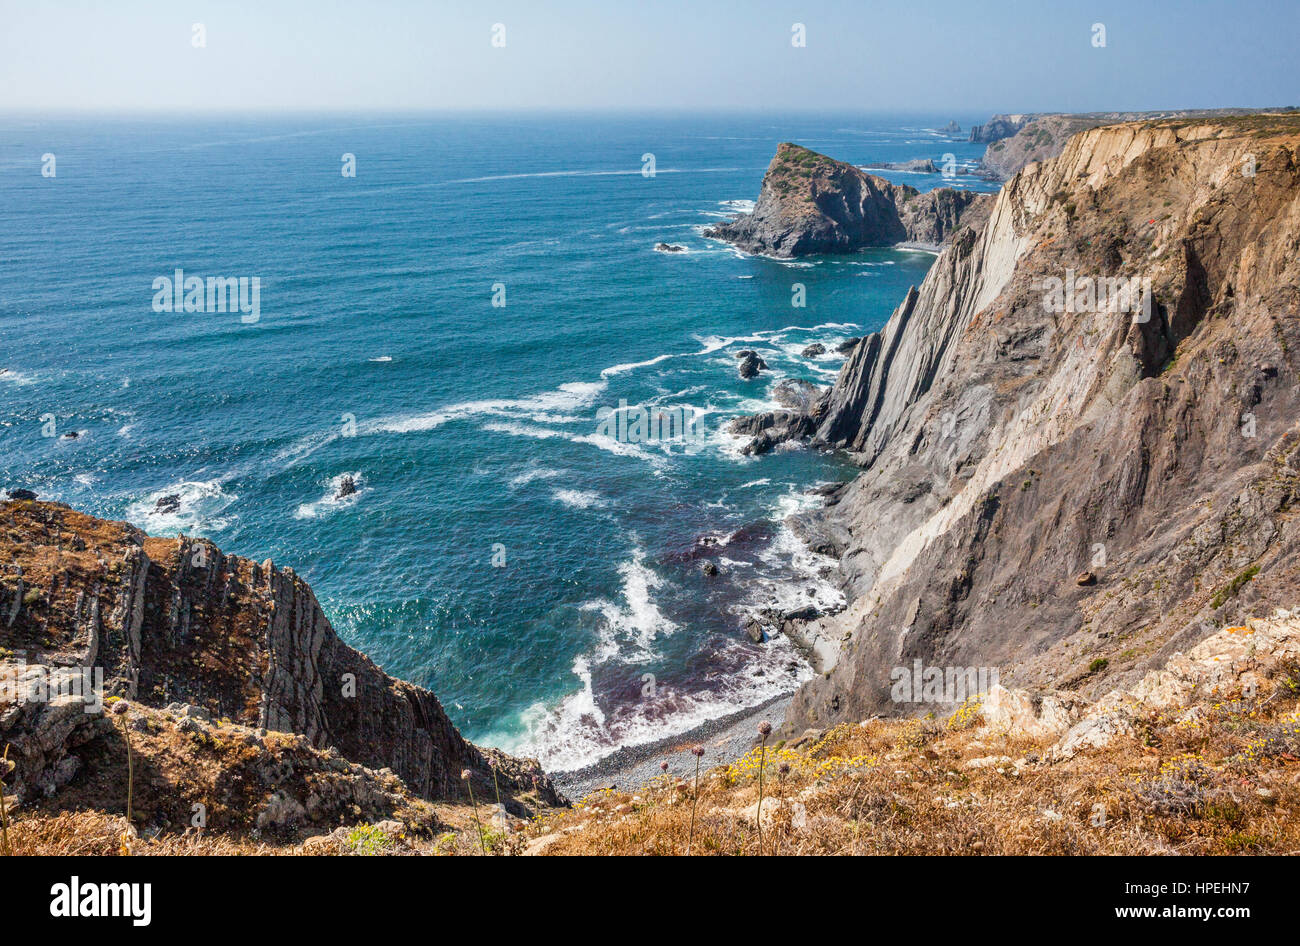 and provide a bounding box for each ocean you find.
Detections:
[0,111,995,770]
